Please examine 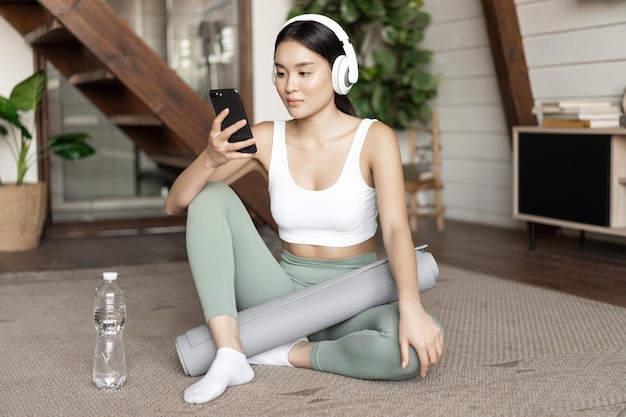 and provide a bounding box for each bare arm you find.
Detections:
[367,122,444,377]
[165,108,260,215]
